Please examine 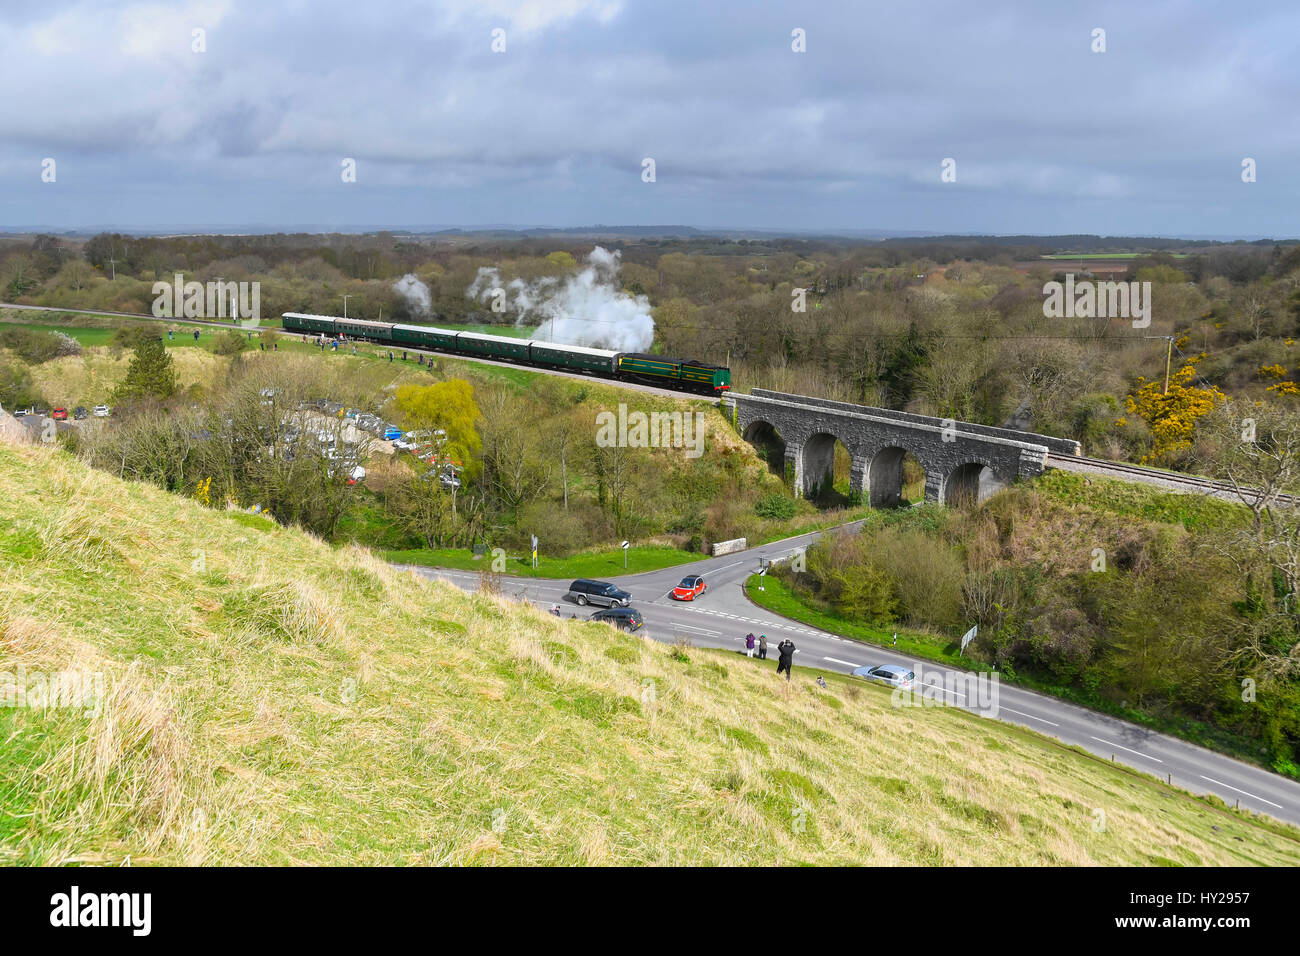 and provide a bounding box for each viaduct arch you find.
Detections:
[724,389,1081,506]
